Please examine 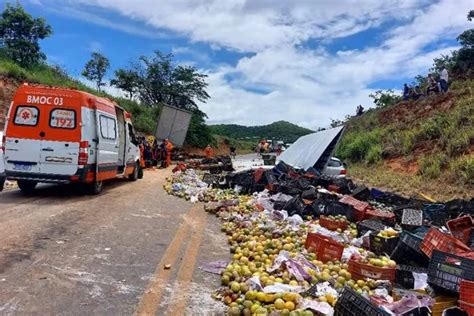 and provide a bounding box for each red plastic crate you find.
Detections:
[305,232,344,263]
[460,279,474,315]
[364,207,396,224]
[348,256,396,282]
[420,228,470,258]
[339,195,369,212]
[319,216,349,231]
[447,216,473,245]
